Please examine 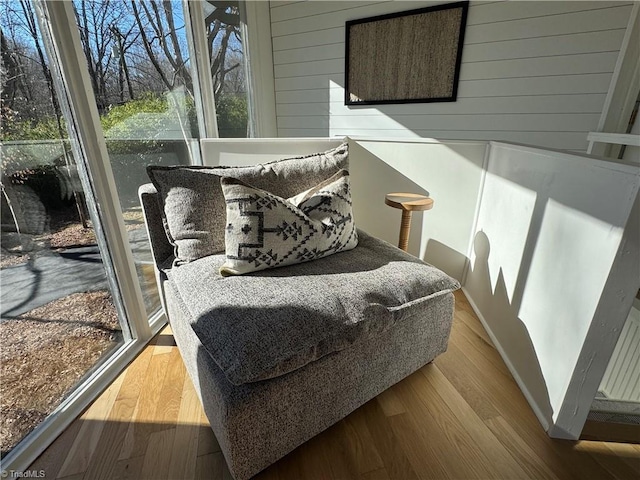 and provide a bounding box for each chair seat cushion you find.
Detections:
[167,230,460,386]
